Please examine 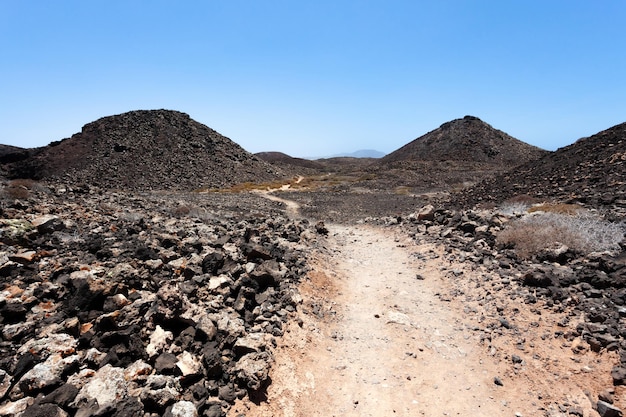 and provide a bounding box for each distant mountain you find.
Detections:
[458,120,626,210]
[3,110,285,190]
[331,149,386,158]
[381,116,547,166]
